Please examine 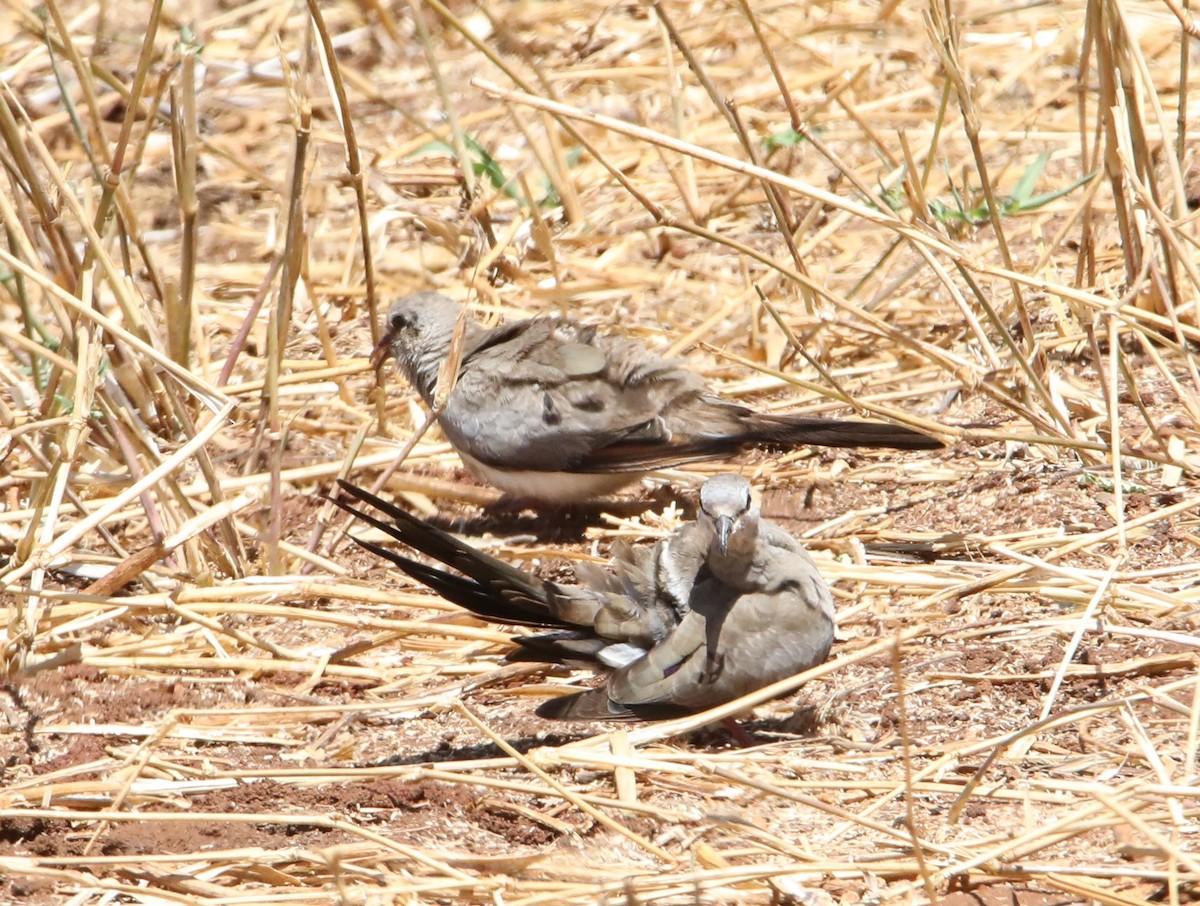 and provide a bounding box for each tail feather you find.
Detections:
[361,537,568,628]
[332,481,557,627]
[744,414,943,451]
[573,413,941,472]
[508,632,609,665]
[336,480,531,587]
